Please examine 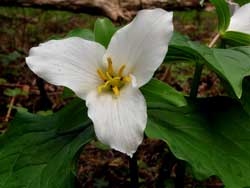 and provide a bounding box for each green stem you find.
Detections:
[129,154,139,188]
[190,62,203,99]
[189,33,219,99]
[174,161,186,187]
